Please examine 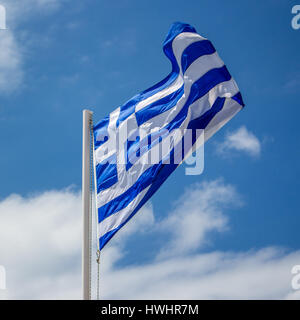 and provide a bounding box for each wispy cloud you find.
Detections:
[0,180,299,299]
[59,73,80,86]
[0,30,23,93]
[284,73,300,92]
[102,247,300,299]
[157,180,240,258]
[0,0,67,93]
[217,126,261,158]
[1,0,65,19]
[99,28,138,56]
